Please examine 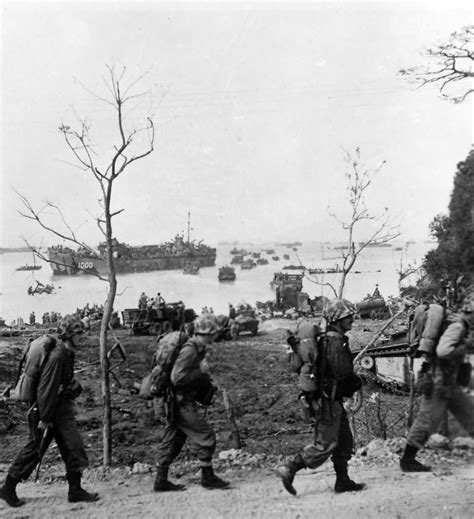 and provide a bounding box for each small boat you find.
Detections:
[256,258,269,265]
[218,265,236,281]
[183,265,200,275]
[307,267,324,275]
[265,249,275,255]
[283,254,290,260]
[16,265,42,271]
[272,256,280,261]
[230,254,245,265]
[230,247,248,255]
[240,260,256,270]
